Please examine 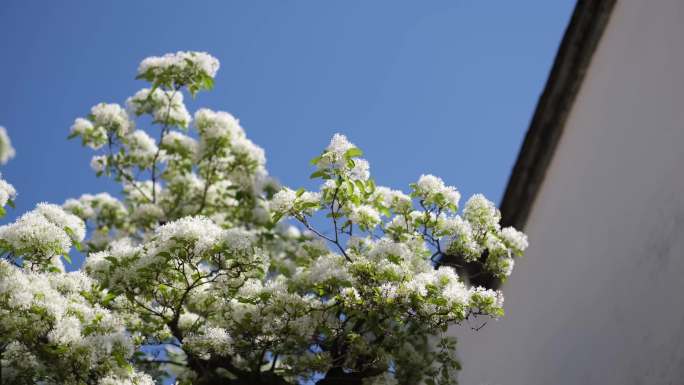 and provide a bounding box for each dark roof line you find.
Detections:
[499,0,617,230]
